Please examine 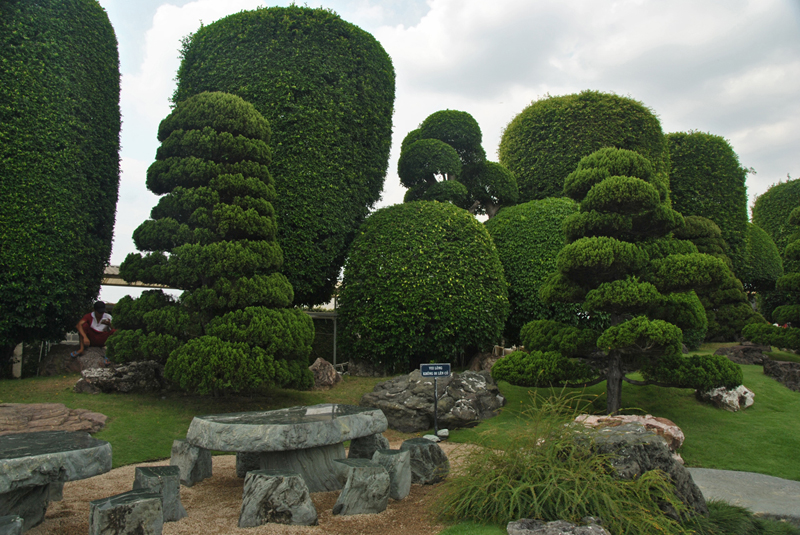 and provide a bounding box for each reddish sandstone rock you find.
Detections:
[0,403,106,436]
